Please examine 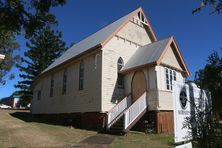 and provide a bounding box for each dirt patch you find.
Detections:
[71,134,116,148]
[80,134,115,144]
